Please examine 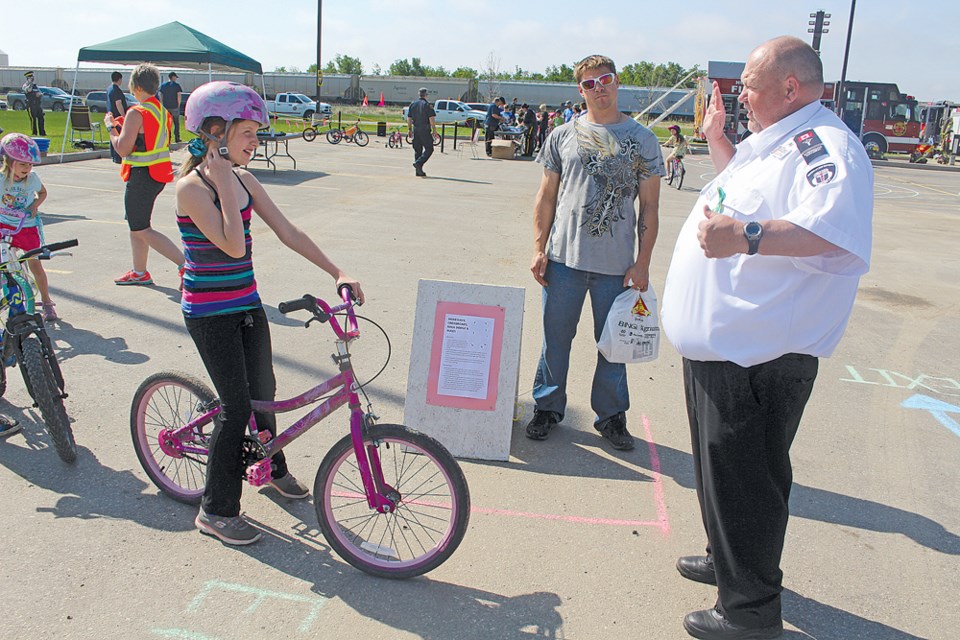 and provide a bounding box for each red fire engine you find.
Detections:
[836,81,921,156]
